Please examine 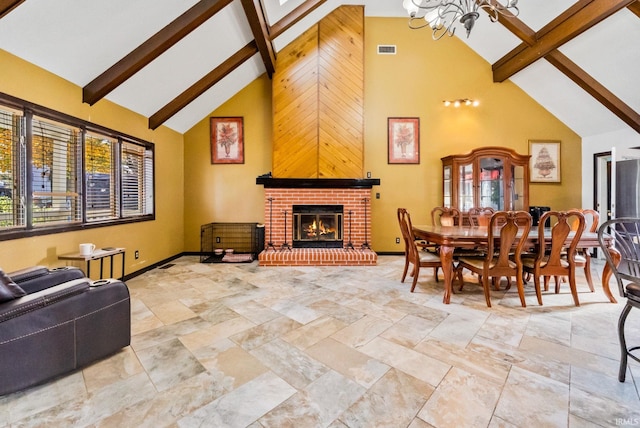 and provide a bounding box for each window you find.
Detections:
[0,93,155,240]
[0,106,24,229]
[31,115,82,226]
